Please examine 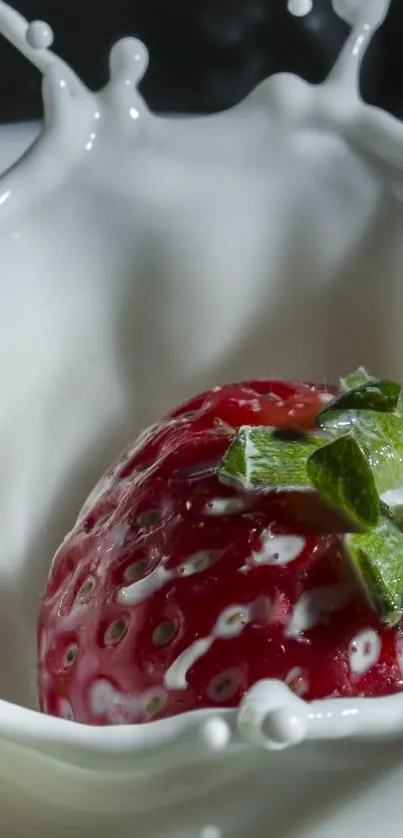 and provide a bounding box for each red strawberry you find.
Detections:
[37,379,403,726]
